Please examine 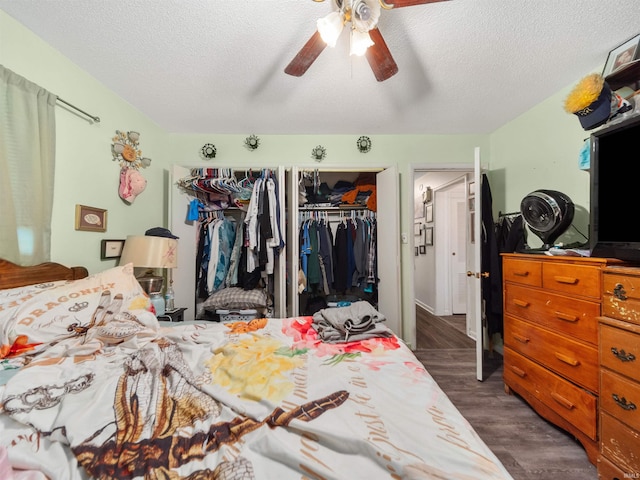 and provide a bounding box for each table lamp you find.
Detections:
[119,234,178,316]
